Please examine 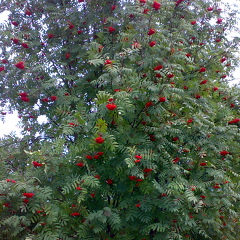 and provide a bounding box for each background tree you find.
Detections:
[0,0,240,239]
